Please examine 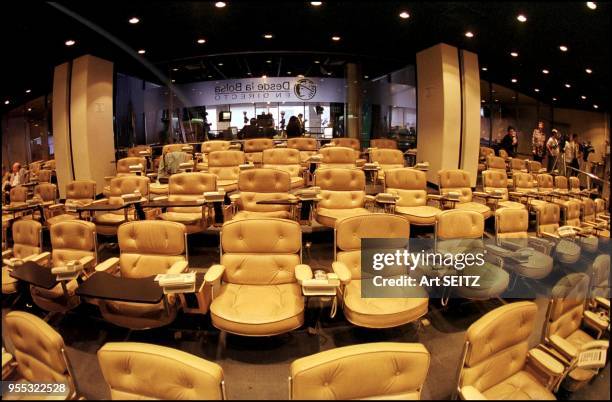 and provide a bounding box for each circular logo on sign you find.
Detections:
[294,78,317,100]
